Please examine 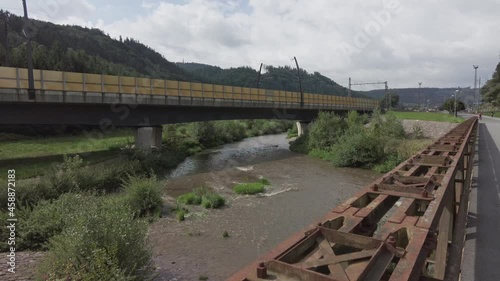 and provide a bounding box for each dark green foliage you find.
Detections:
[222,231,229,238]
[307,112,347,150]
[177,187,225,209]
[122,175,164,218]
[330,130,384,167]
[441,98,466,113]
[373,154,405,173]
[15,194,89,251]
[1,10,191,81]
[178,63,366,97]
[481,62,500,106]
[37,195,153,281]
[379,93,400,109]
[289,134,309,154]
[177,192,202,205]
[121,145,191,175]
[370,110,406,139]
[201,193,226,209]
